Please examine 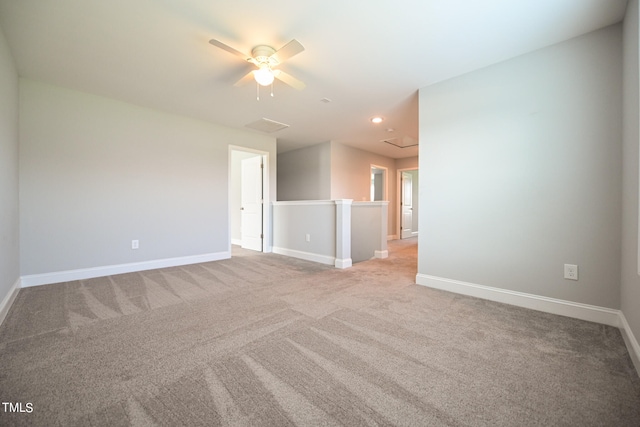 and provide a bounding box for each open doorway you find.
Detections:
[398,168,419,239]
[229,147,269,253]
[370,165,388,201]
